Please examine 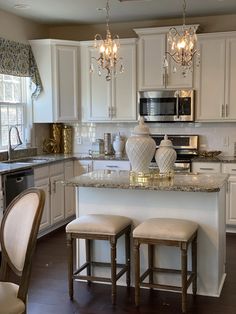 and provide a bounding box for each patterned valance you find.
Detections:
[0,37,42,98]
